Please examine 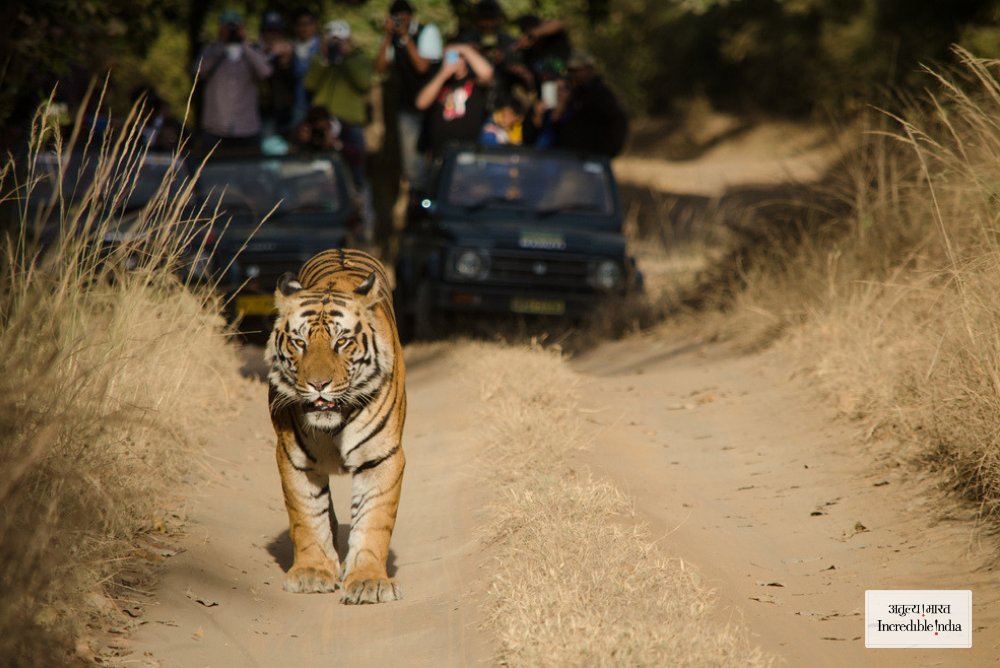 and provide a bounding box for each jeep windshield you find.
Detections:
[442,149,616,223]
[197,156,345,223]
[26,152,182,216]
